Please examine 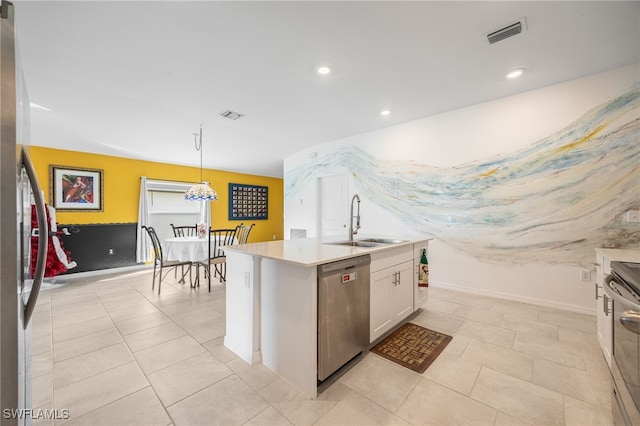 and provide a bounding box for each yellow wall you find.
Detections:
[29,146,284,243]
